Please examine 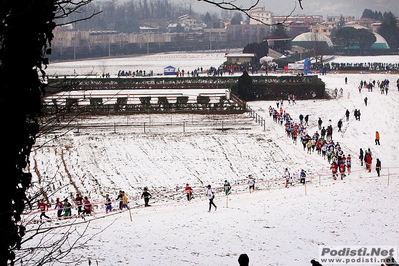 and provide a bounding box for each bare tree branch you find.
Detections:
[54,0,102,26]
[198,0,261,12]
[198,0,304,26]
[16,219,115,266]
